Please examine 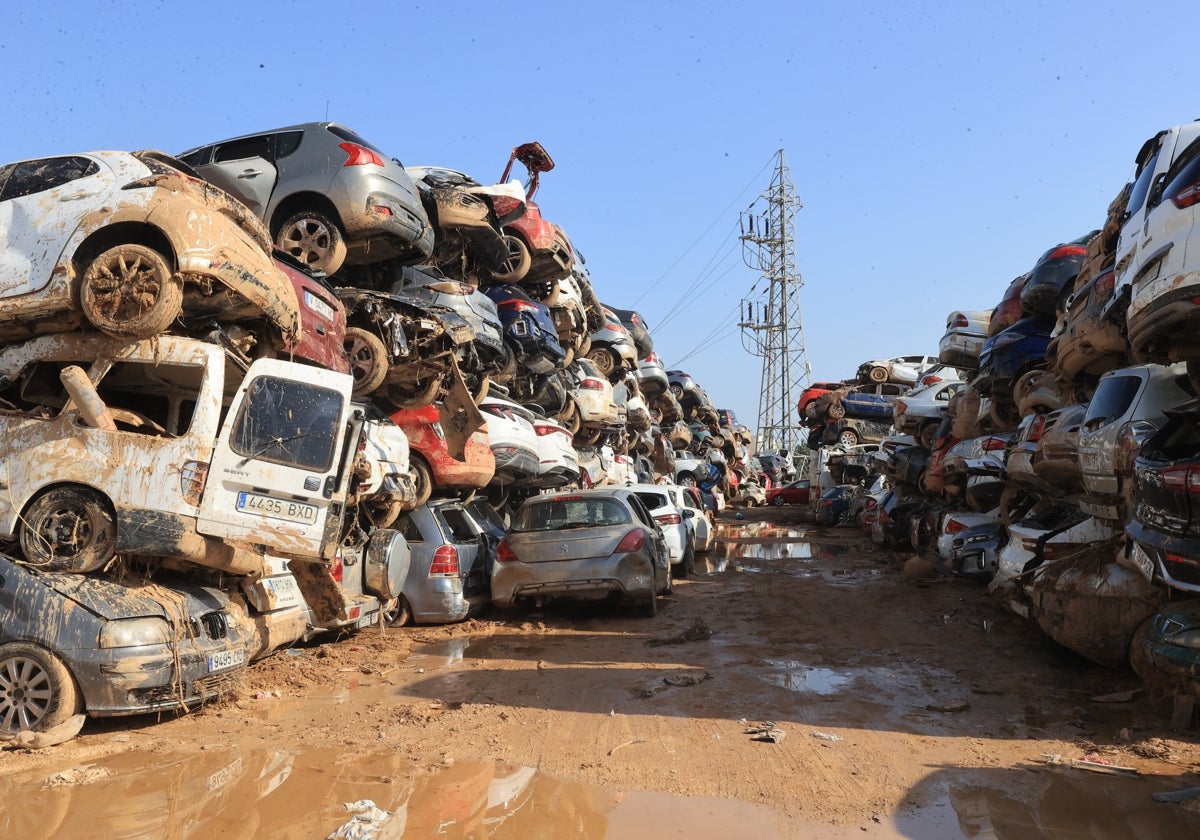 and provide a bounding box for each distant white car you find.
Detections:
[525,412,578,489]
[665,484,714,558]
[629,483,694,575]
[479,393,540,486]
[857,355,939,385]
[938,311,991,369]
[893,380,964,448]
